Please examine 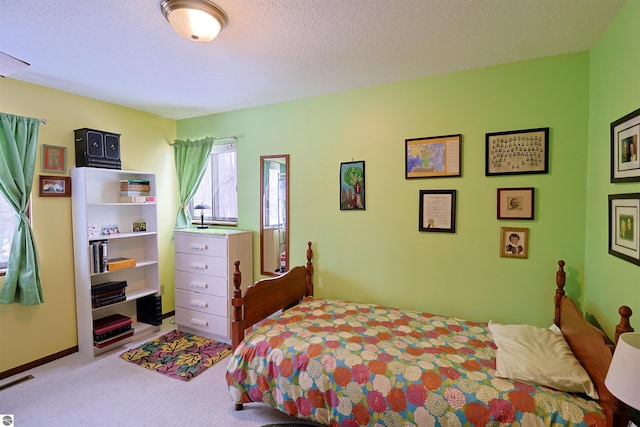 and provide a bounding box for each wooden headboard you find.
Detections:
[231,242,314,350]
[553,260,634,427]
